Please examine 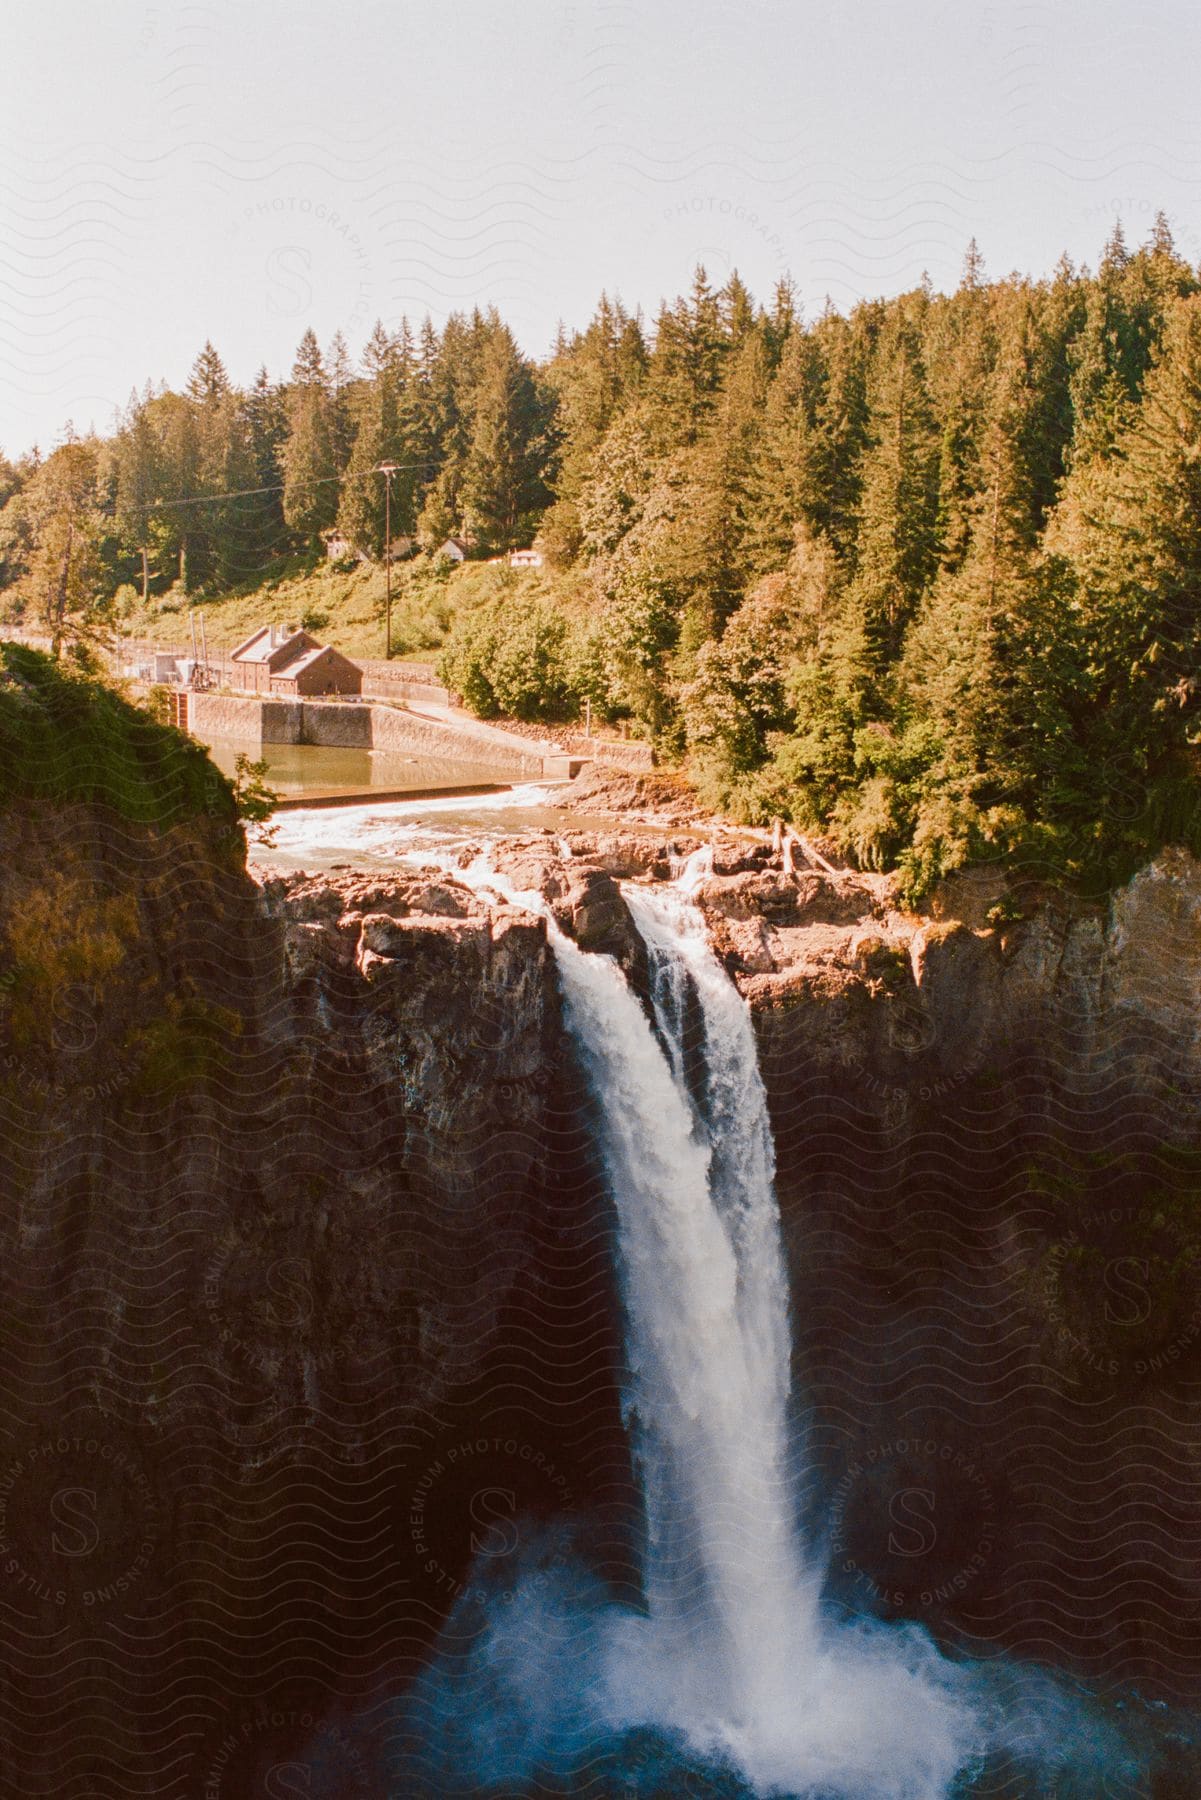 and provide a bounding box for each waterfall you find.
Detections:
[588,885,818,1708]
[394,856,1134,1798]
[548,879,985,1798]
